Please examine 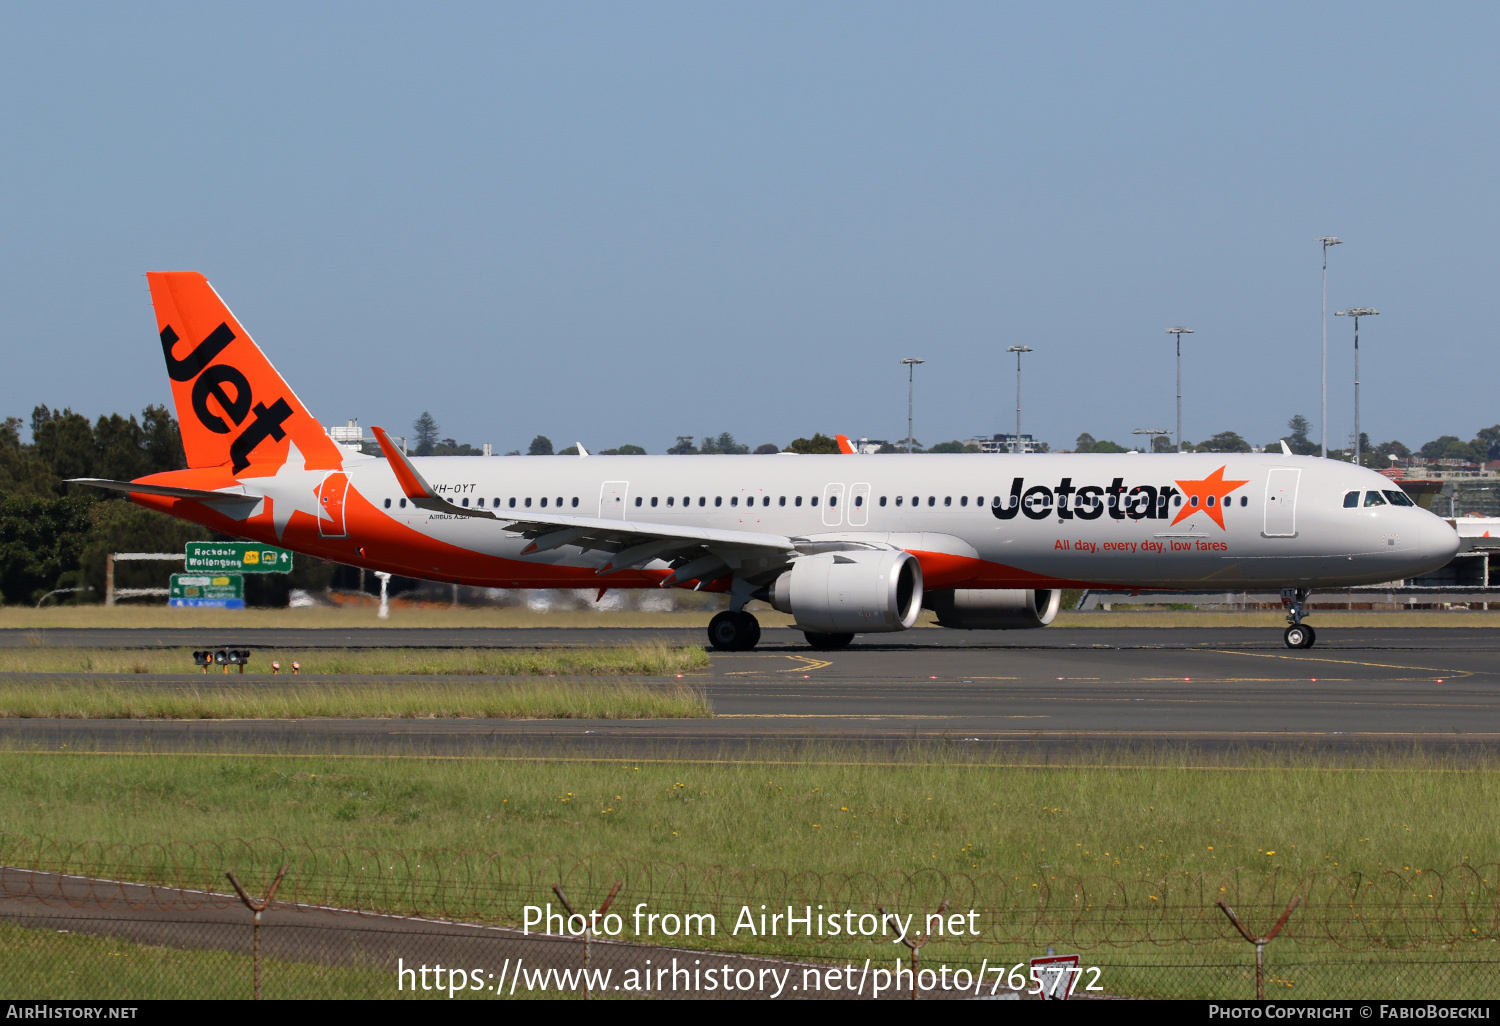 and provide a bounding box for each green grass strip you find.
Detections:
[0,643,710,677]
[0,678,710,719]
